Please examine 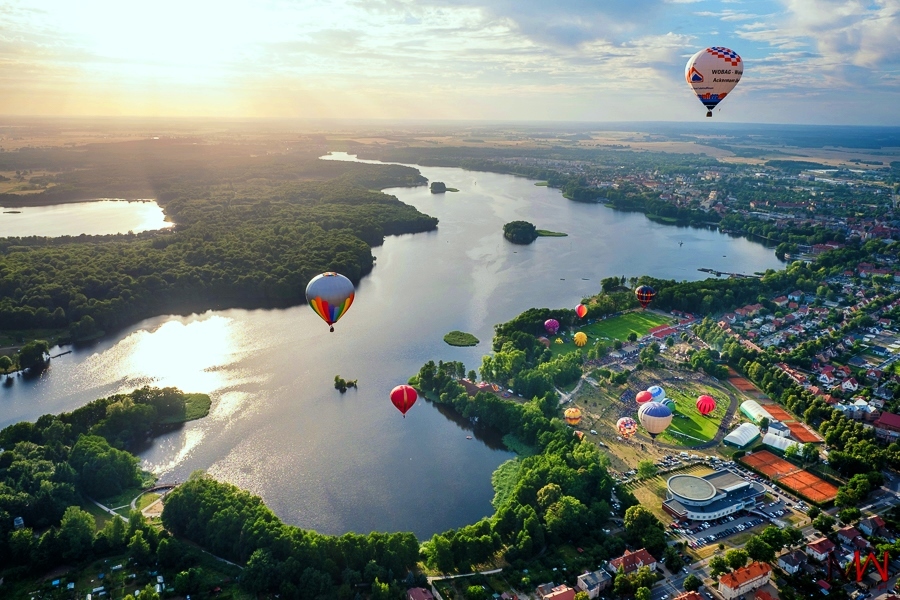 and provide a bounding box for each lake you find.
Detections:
[0,154,783,538]
[0,199,172,237]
